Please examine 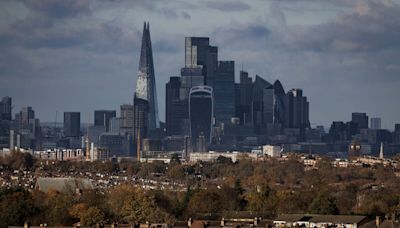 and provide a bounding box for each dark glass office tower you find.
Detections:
[180,67,204,99]
[166,77,188,136]
[263,85,274,124]
[94,110,116,131]
[0,97,11,149]
[394,124,400,144]
[120,104,134,134]
[133,96,149,142]
[19,107,35,129]
[253,75,272,133]
[214,61,235,124]
[284,89,310,129]
[235,71,253,125]
[64,112,80,137]
[352,112,369,130]
[185,37,218,87]
[134,22,159,133]
[273,80,286,126]
[189,86,213,152]
[0,97,12,121]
